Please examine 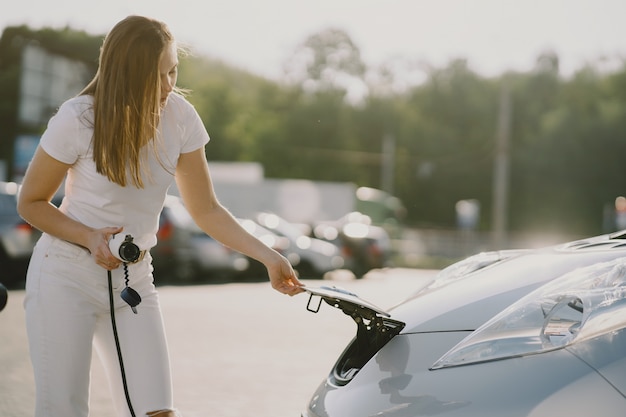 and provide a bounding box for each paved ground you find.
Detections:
[0,268,438,417]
